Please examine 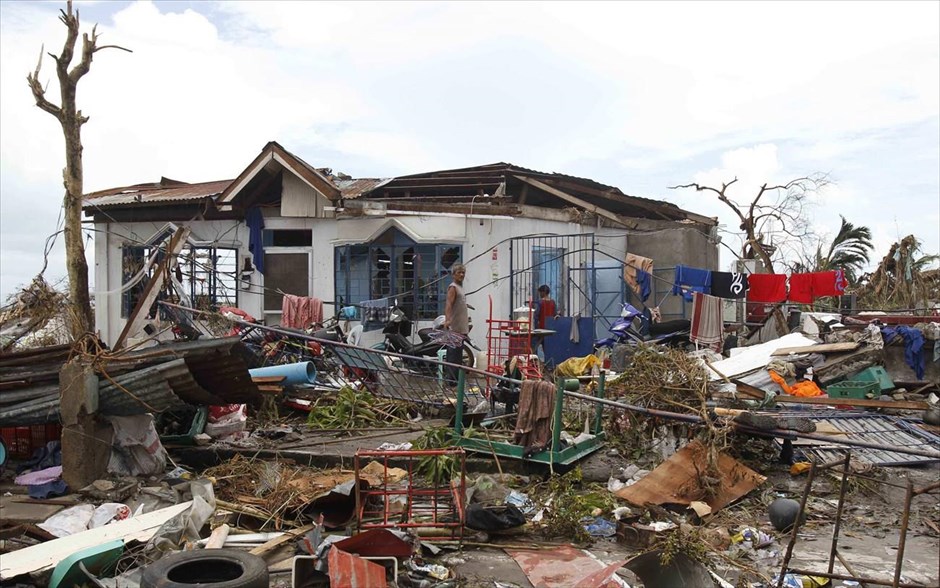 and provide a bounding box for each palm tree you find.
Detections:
[810,216,873,284]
